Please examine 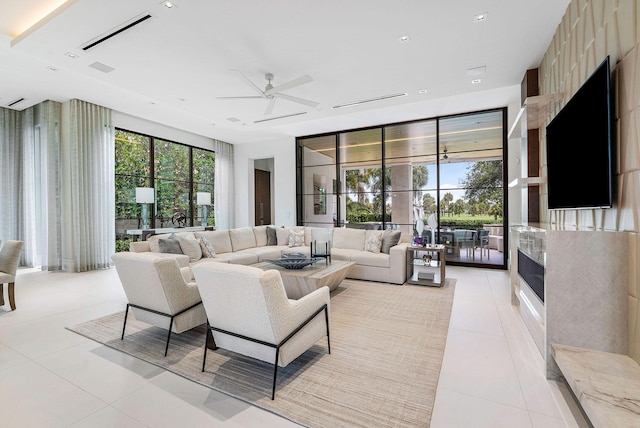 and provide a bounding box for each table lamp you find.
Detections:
[135,187,155,230]
[197,192,211,227]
